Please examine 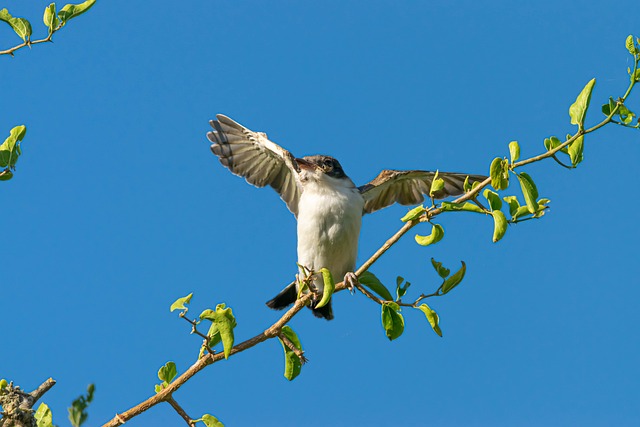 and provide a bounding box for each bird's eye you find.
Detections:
[323,159,333,169]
